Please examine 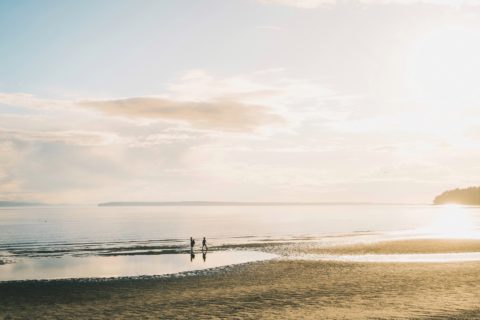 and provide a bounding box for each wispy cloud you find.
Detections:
[0,93,69,110]
[78,97,285,132]
[0,129,124,146]
[0,69,335,133]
